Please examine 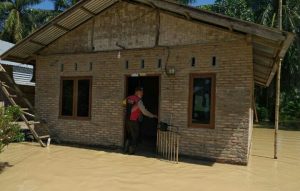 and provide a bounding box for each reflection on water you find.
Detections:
[0,128,299,191]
